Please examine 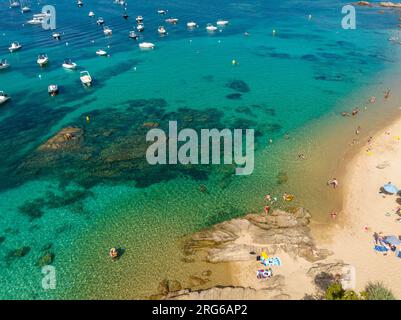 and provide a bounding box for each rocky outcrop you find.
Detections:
[307,262,356,292]
[184,208,332,263]
[37,127,83,151]
[167,278,287,300]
